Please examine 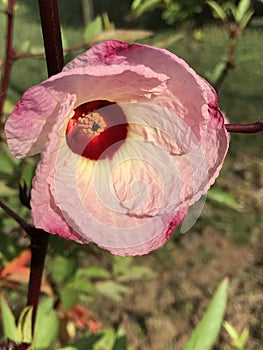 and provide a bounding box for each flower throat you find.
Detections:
[66,100,128,160]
